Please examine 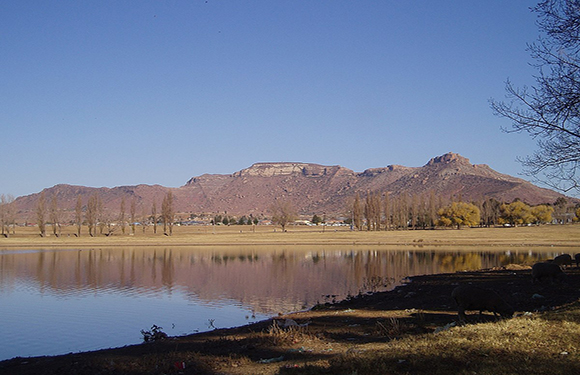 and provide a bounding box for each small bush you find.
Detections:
[140,324,168,343]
